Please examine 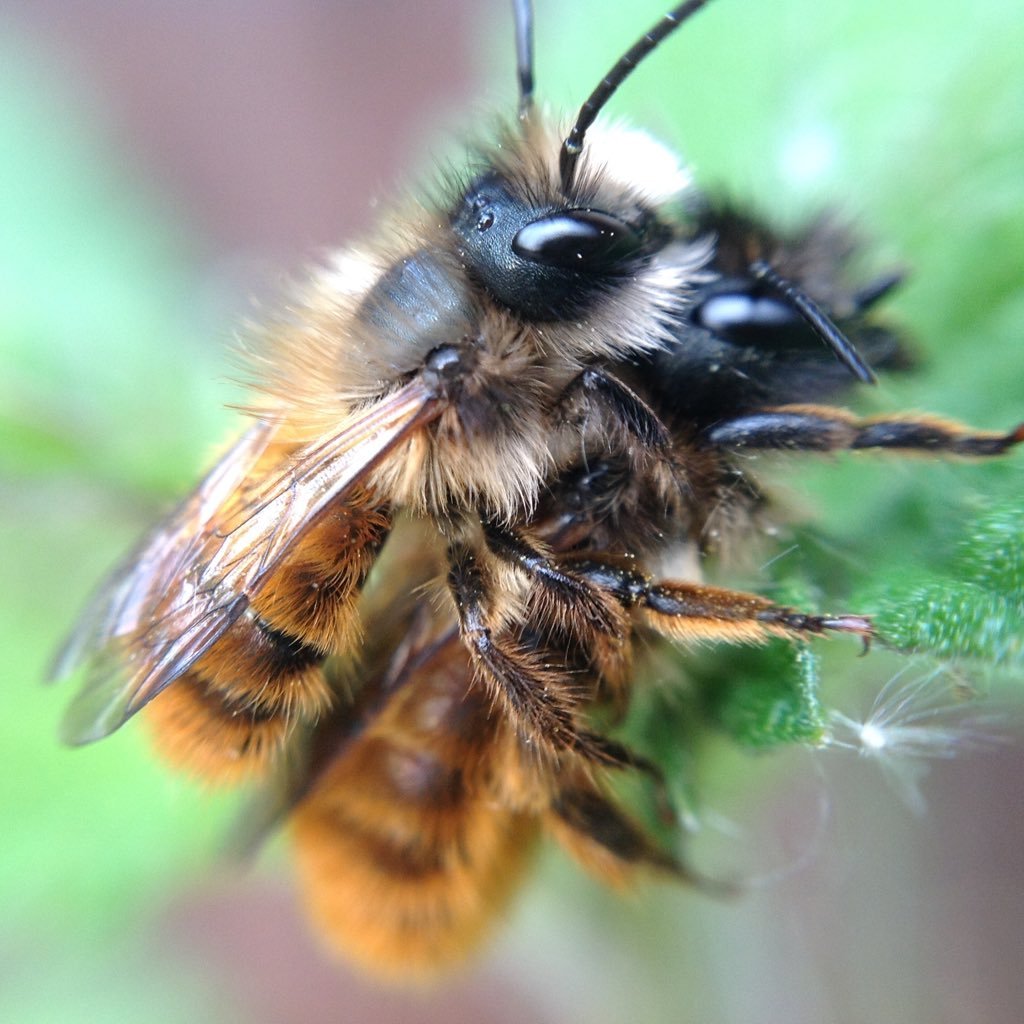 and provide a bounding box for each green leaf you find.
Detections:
[693,641,827,749]
[867,503,1024,665]
[956,502,1024,604]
